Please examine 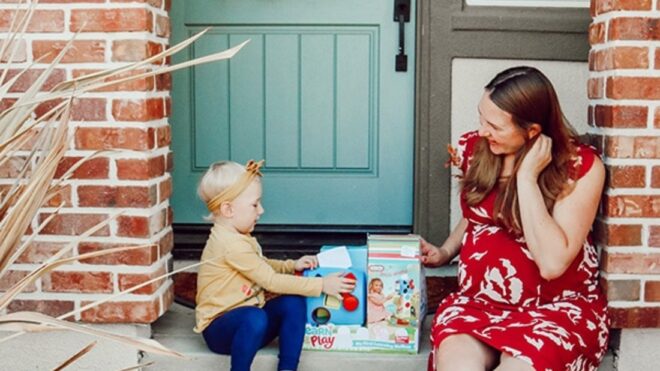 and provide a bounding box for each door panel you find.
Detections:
[171,1,415,226]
